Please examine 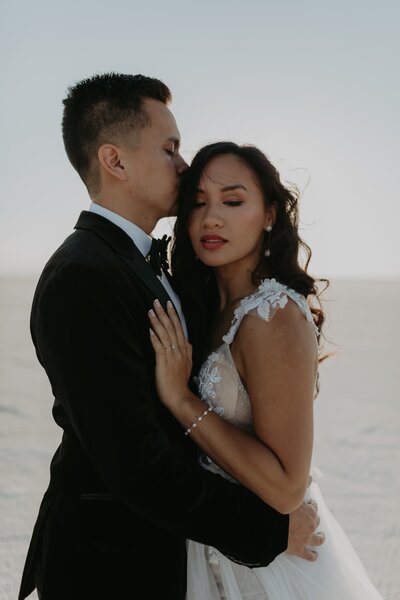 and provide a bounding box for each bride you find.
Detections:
[148,142,383,599]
